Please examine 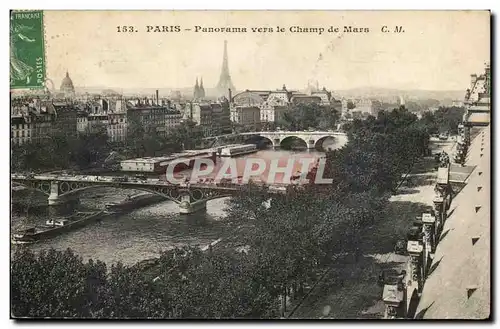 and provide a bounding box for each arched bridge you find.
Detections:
[204,131,348,150]
[11,174,287,214]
